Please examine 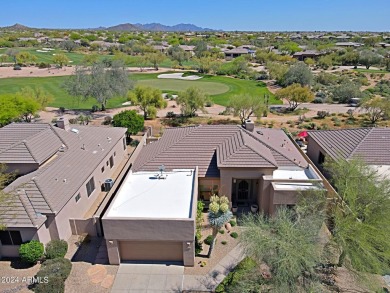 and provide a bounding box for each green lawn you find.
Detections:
[0,47,116,66]
[0,72,278,109]
[353,68,389,74]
